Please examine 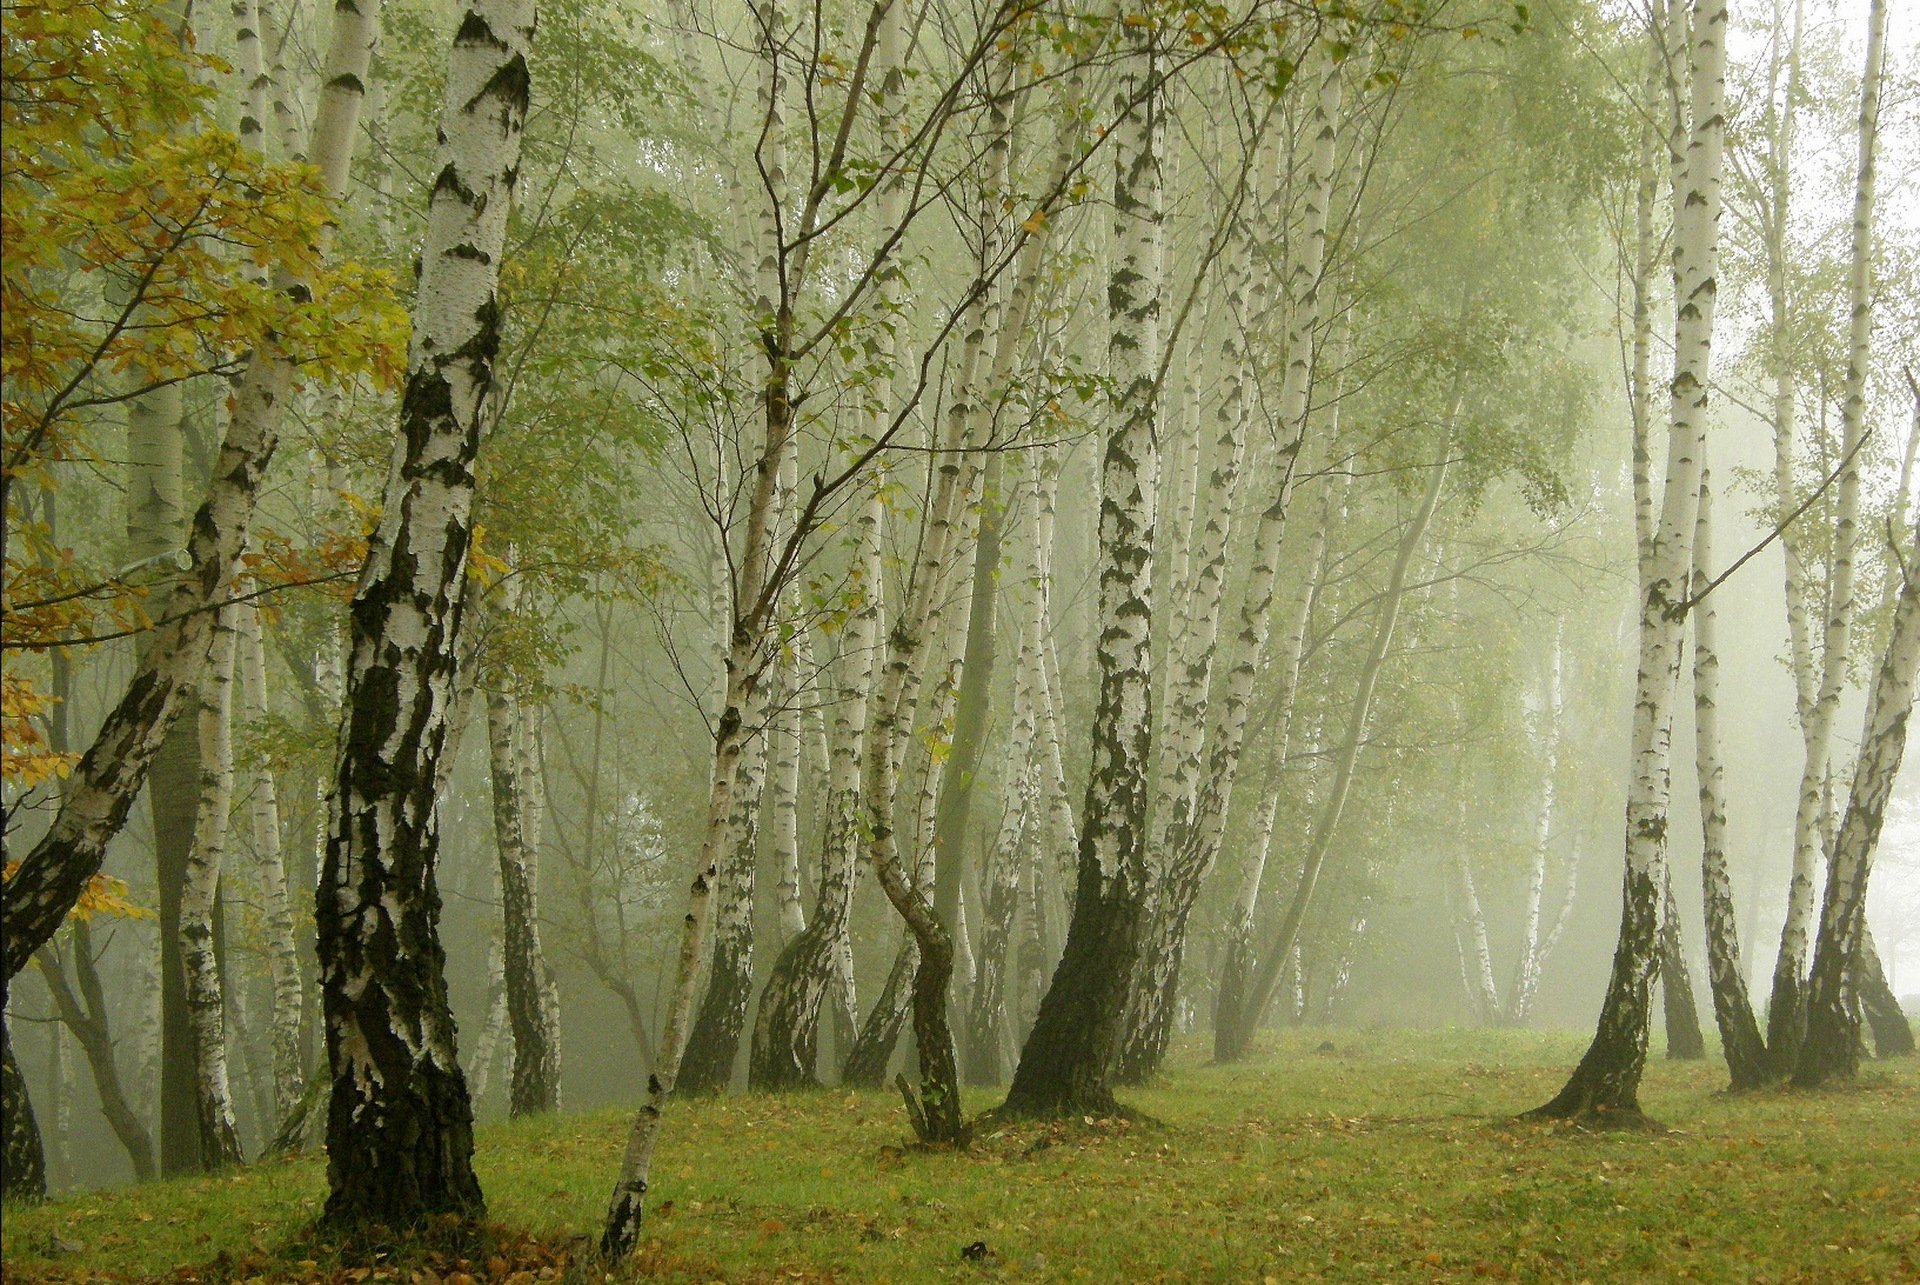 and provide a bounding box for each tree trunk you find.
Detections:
[1002,22,1162,1117]
[679,673,771,1093]
[963,620,1037,1085]
[182,603,245,1167]
[1121,50,1344,1081]
[1855,929,1914,1058]
[1214,452,1341,1060]
[1507,629,1566,1026]
[1795,541,1917,1083]
[601,0,804,1245]
[1658,871,1707,1061]
[1526,0,1723,1122]
[1691,472,1771,1088]
[486,689,561,1116]
[235,598,305,1121]
[316,0,536,1227]
[0,1020,44,1202]
[36,927,159,1181]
